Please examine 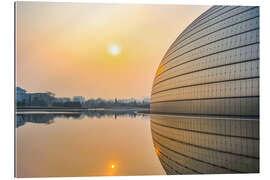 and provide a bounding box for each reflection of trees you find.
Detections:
[16,110,148,128]
[84,110,138,119]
